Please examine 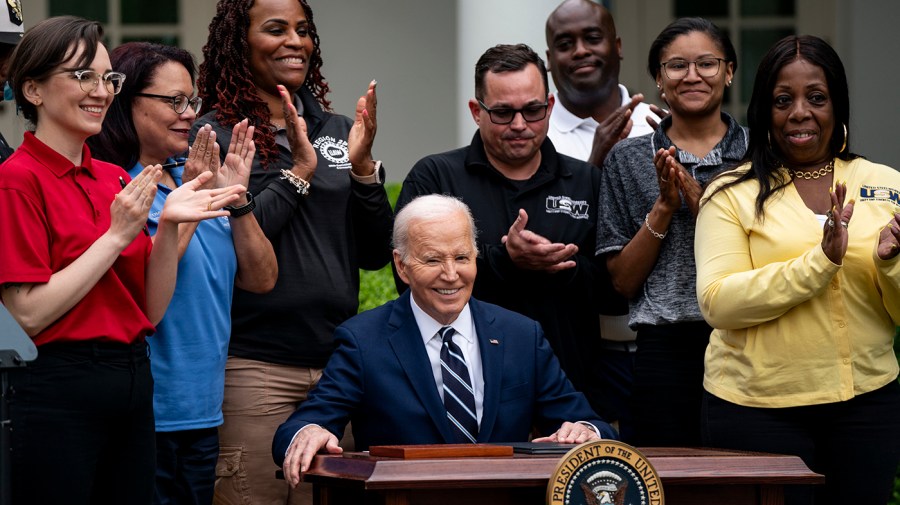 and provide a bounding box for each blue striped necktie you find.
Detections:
[439,326,478,443]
